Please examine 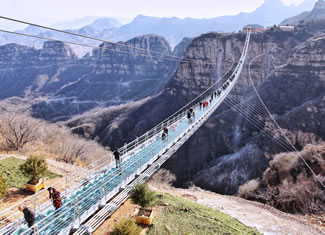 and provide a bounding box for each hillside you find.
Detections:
[94,188,262,235]
[147,181,325,234]
[92,177,324,234]
[282,0,325,24]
